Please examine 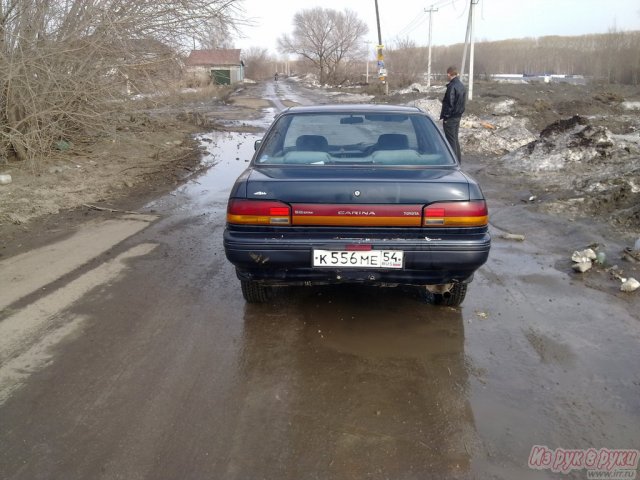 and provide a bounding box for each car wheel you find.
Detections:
[427,283,468,307]
[240,280,272,303]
